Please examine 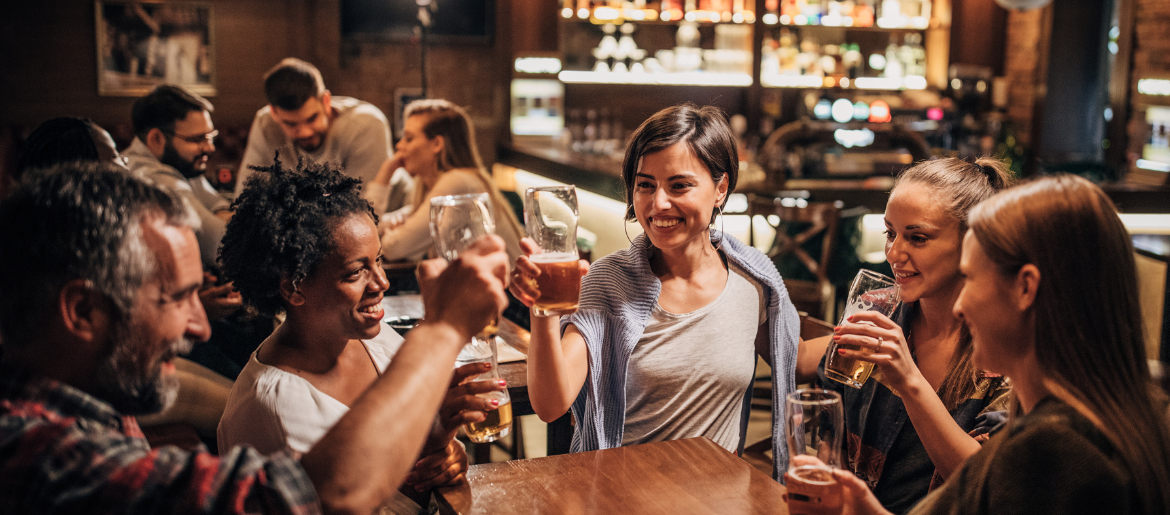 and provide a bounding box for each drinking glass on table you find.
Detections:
[824,269,902,389]
[429,193,512,443]
[784,389,844,510]
[523,185,582,317]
